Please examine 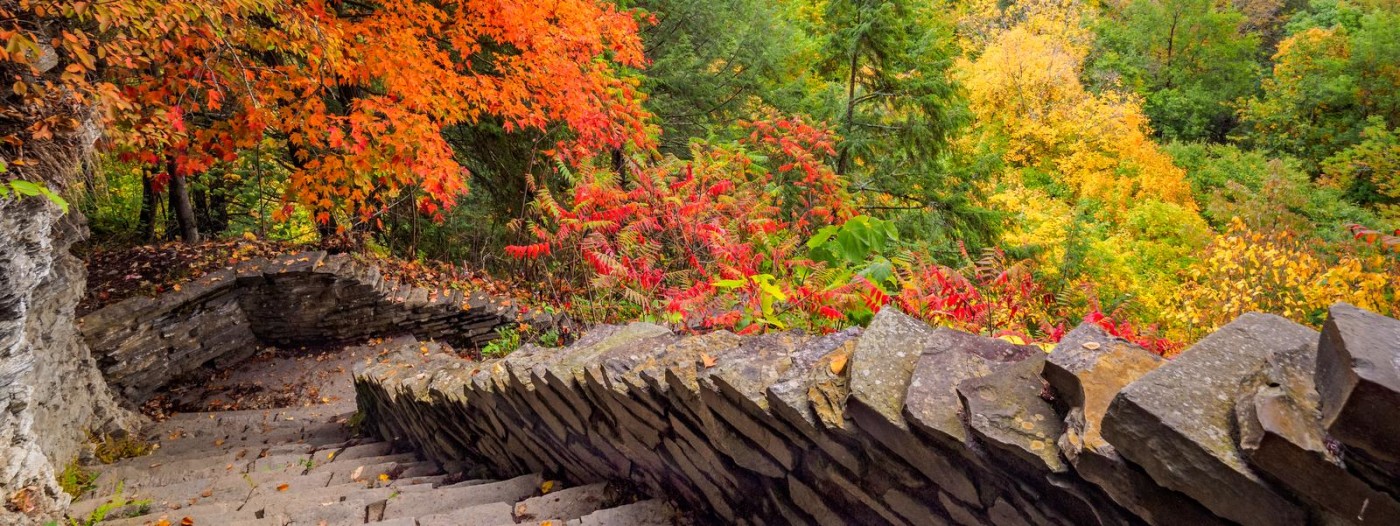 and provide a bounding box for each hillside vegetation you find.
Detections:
[3,0,1397,354]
